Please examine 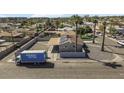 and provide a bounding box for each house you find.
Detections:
[58,27,74,31]
[0,31,23,42]
[59,35,86,58]
[116,27,124,35]
[59,35,83,52]
[48,33,86,58]
[0,39,5,44]
[18,29,37,38]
